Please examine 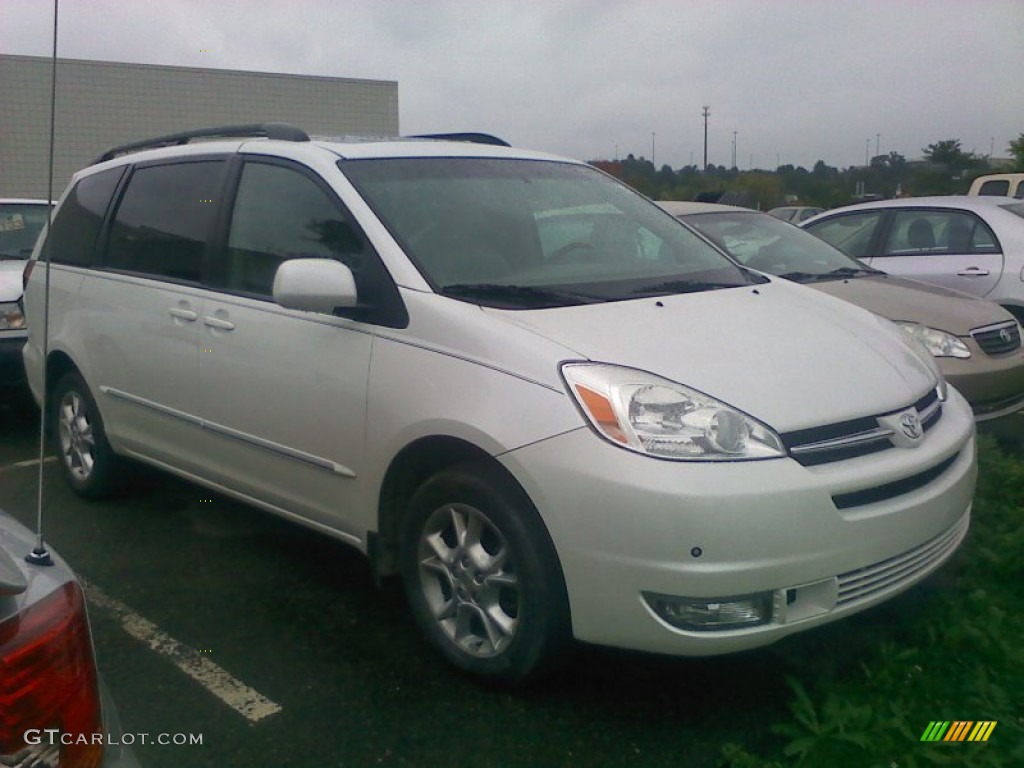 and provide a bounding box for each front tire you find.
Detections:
[400,465,571,684]
[51,372,122,498]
